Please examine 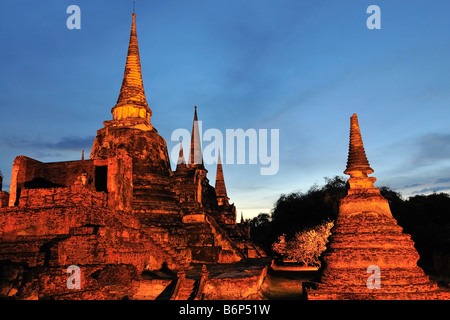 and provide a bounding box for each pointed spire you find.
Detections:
[189,106,203,167]
[111,13,152,127]
[215,150,229,206]
[178,141,185,164]
[176,140,187,172]
[240,211,244,224]
[344,114,374,178]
